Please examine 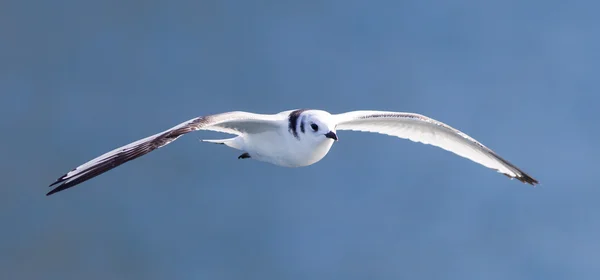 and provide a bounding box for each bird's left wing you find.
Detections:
[333,110,538,185]
[47,111,282,195]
